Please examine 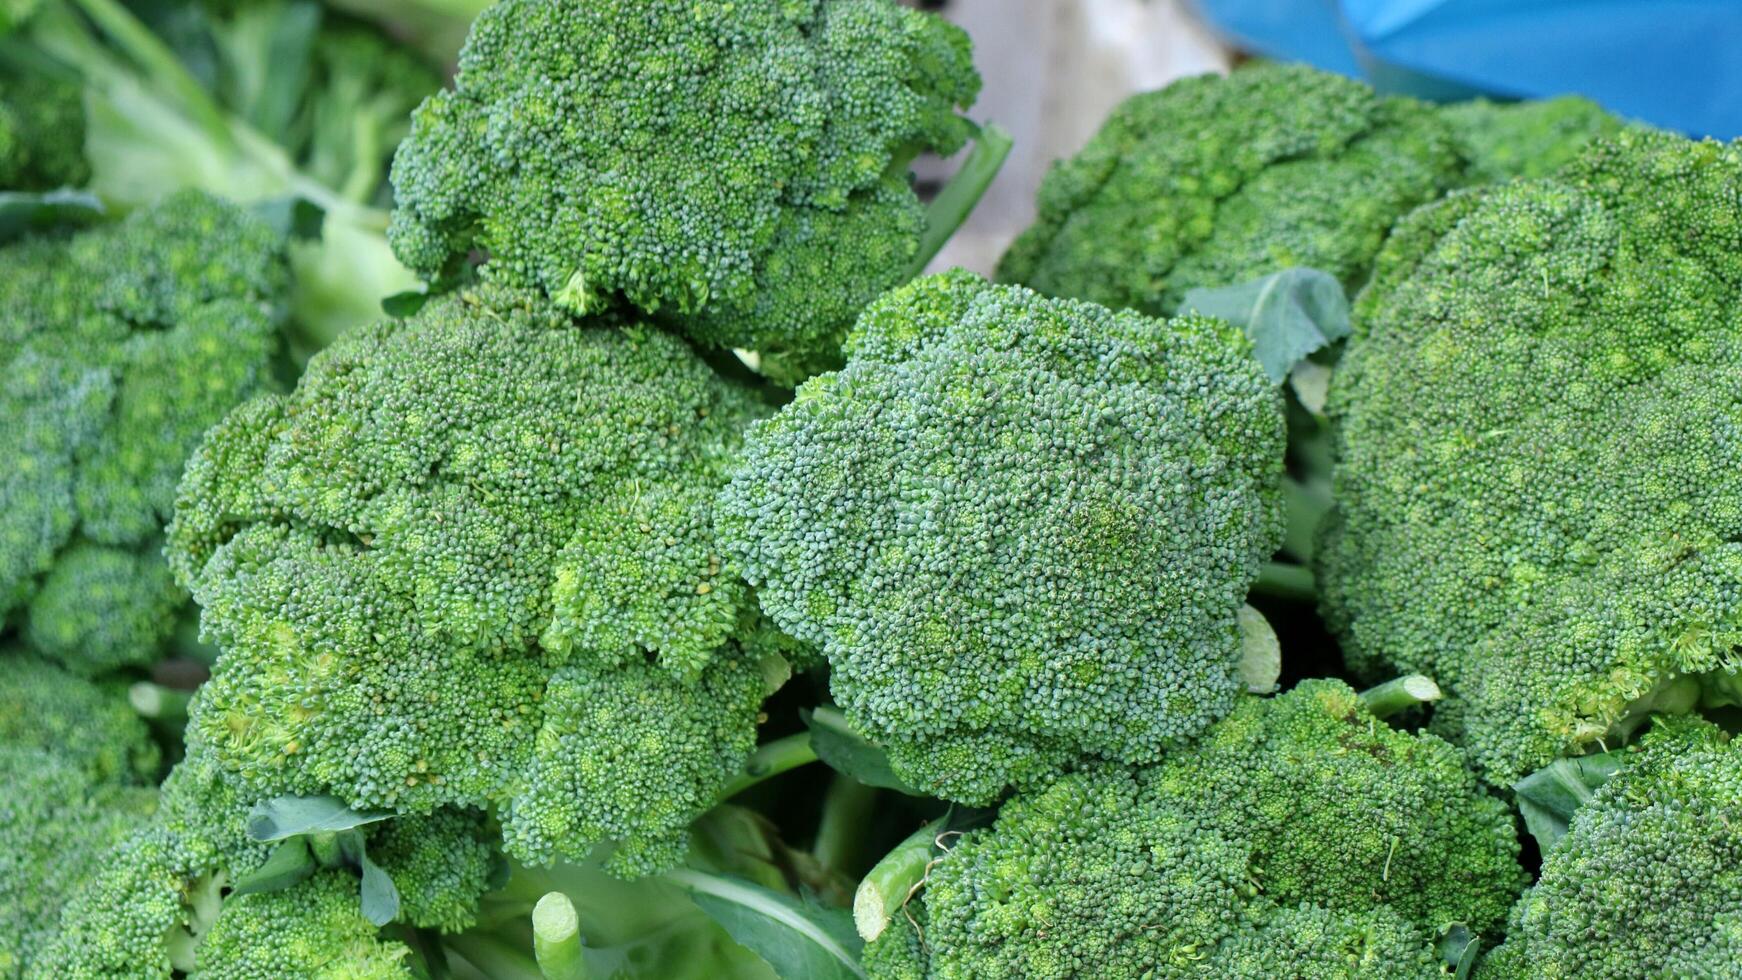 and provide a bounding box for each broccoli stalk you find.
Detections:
[904,122,1014,279]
